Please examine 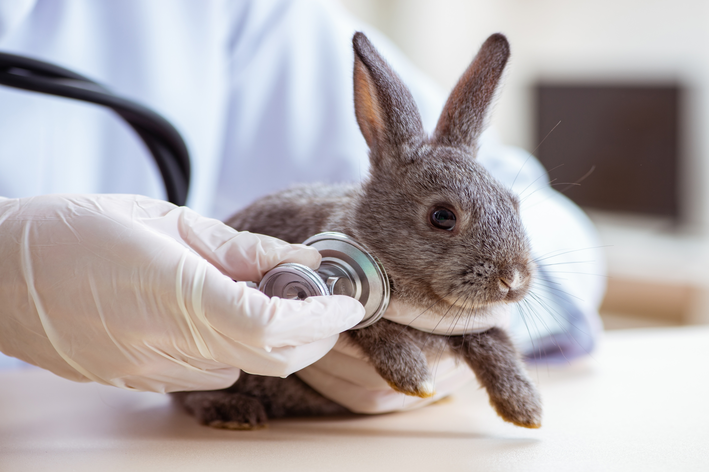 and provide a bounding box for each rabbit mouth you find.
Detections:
[441,282,528,308]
